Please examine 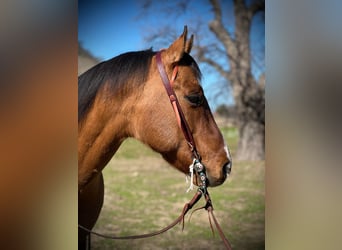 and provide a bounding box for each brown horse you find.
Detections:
[78,27,232,249]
